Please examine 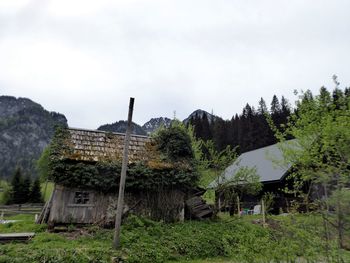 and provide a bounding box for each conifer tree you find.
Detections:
[319,86,331,105]
[29,178,43,203]
[281,96,291,116]
[22,175,32,203]
[201,114,211,141]
[257,97,268,115]
[344,87,350,97]
[10,167,24,204]
[270,95,281,115]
